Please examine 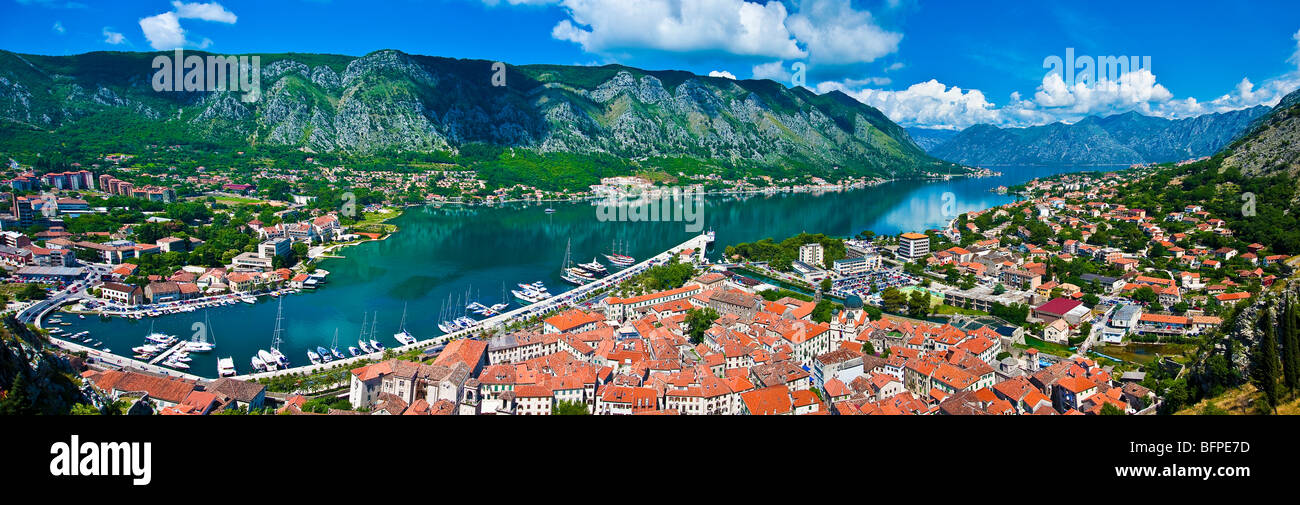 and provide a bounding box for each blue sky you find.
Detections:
[4,0,1300,129]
